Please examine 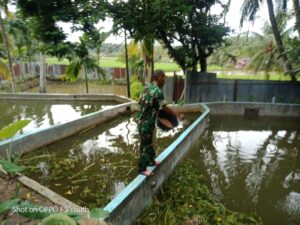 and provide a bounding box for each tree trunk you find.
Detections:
[151,49,154,82]
[0,10,16,92]
[84,67,89,94]
[95,47,100,79]
[28,55,32,76]
[198,47,207,72]
[17,47,25,78]
[124,30,131,98]
[39,53,47,93]
[293,0,300,37]
[266,0,296,81]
